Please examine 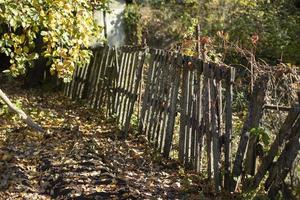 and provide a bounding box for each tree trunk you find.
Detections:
[0,89,45,133]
